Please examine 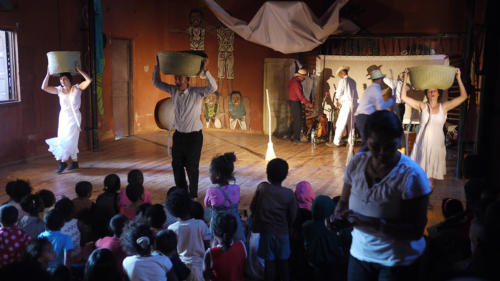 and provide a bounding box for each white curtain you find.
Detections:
[203,0,359,54]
